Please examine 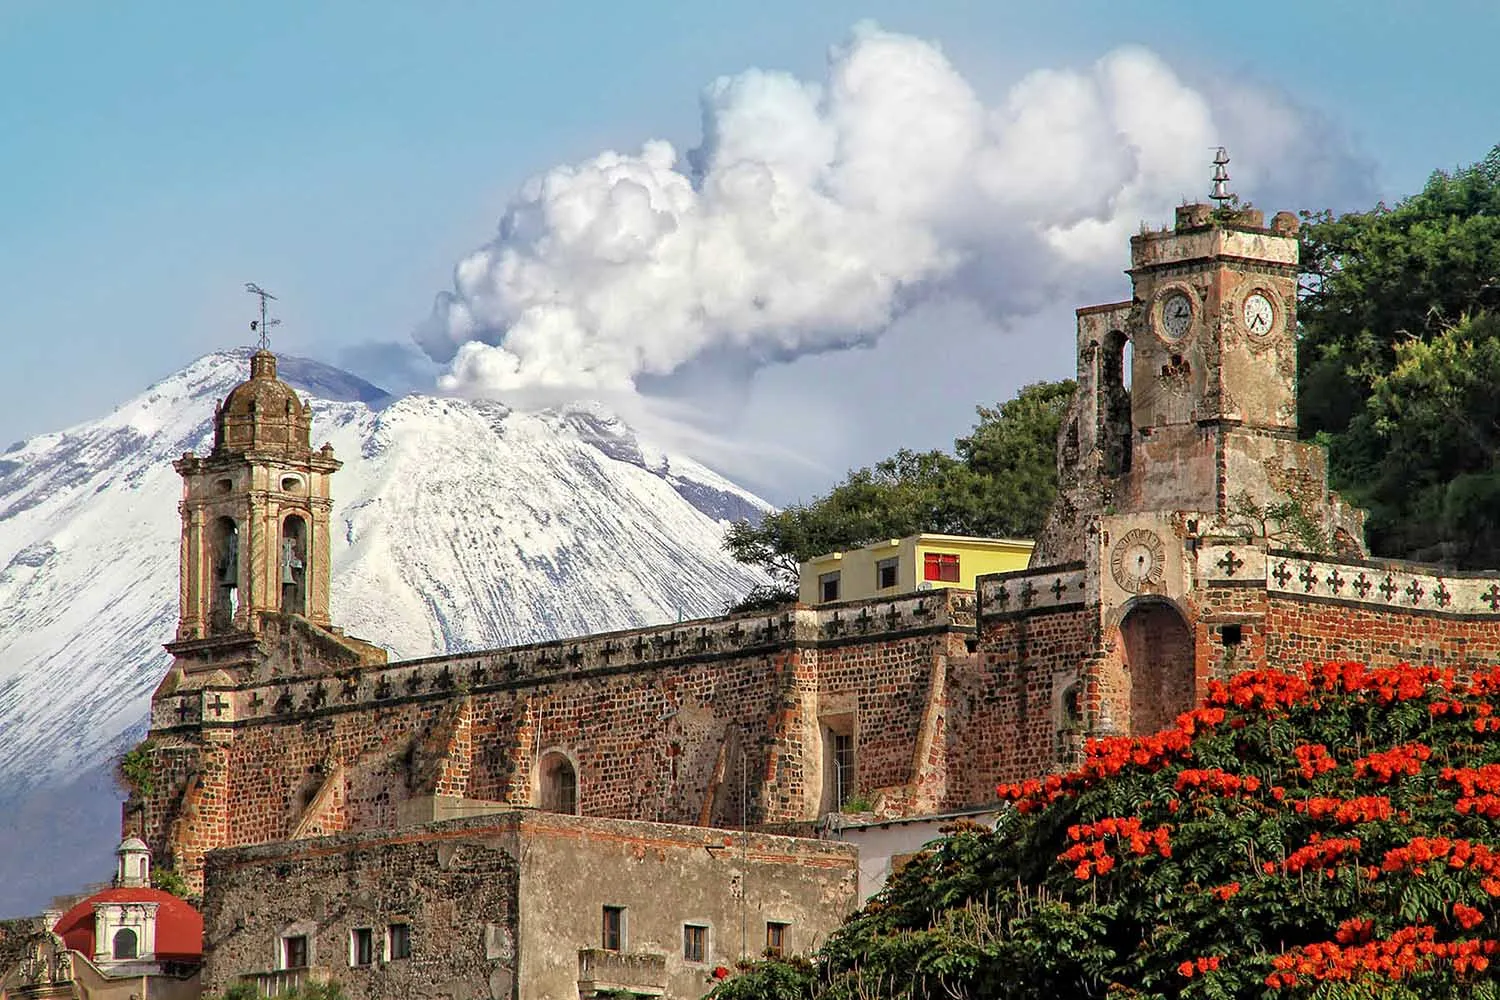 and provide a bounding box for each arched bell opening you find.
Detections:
[209,516,239,632]
[280,514,308,615]
[1119,597,1196,736]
